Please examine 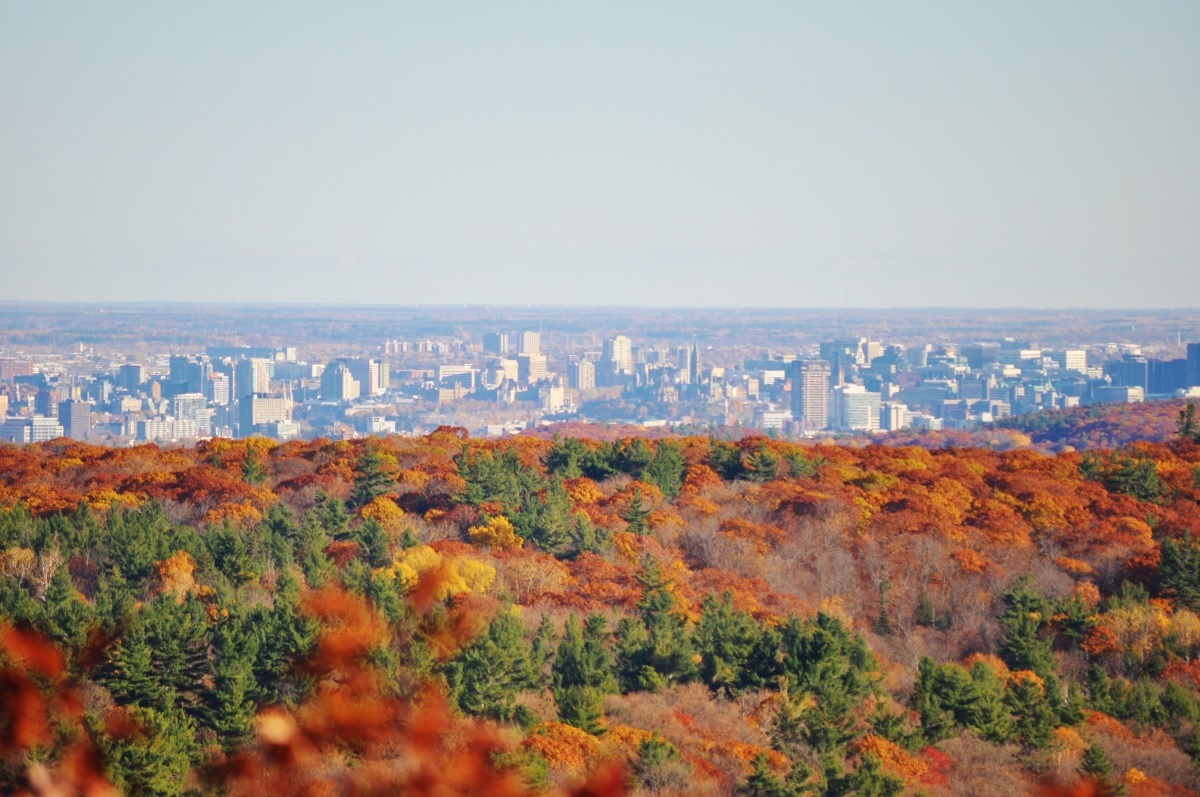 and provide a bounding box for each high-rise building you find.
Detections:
[320,362,361,400]
[483,333,509,356]
[117,363,146,391]
[570,359,595,391]
[347,359,388,396]
[0,359,35,380]
[57,399,92,441]
[1148,359,1189,395]
[207,373,231,406]
[831,385,881,431]
[235,358,272,398]
[1105,356,1149,390]
[518,331,540,356]
[602,336,633,376]
[172,393,212,436]
[238,394,291,438]
[34,389,57,417]
[517,353,548,383]
[1189,343,1200,387]
[789,359,831,431]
